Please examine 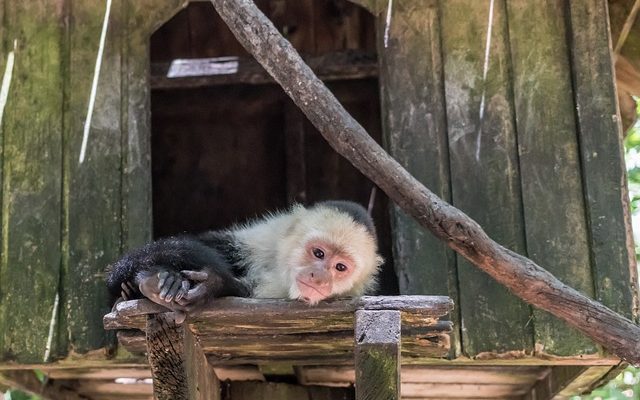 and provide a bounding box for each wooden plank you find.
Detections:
[0,0,64,363]
[150,51,378,89]
[402,382,527,399]
[107,296,454,331]
[185,328,221,400]
[0,371,86,400]
[62,0,123,356]
[226,381,354,400]
[47,368,151,380]
[506,0,596,356]
[284,100,307,203]
[440,0,532,357]
[122,0,185,250]
[213,366,265,382]
[554,366,617,398]
[73,380,153,396]
[117,328,450,364]
[567,0,638,320]
[146,313,187,400]
[377,0,459,356]
[354,310,401,400]
[524,366,587,400]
